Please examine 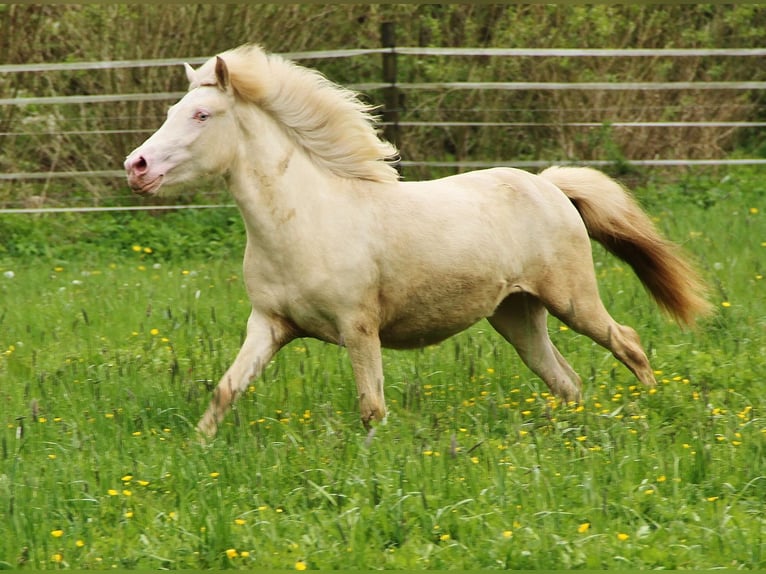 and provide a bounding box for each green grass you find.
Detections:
[0,168,764,570]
